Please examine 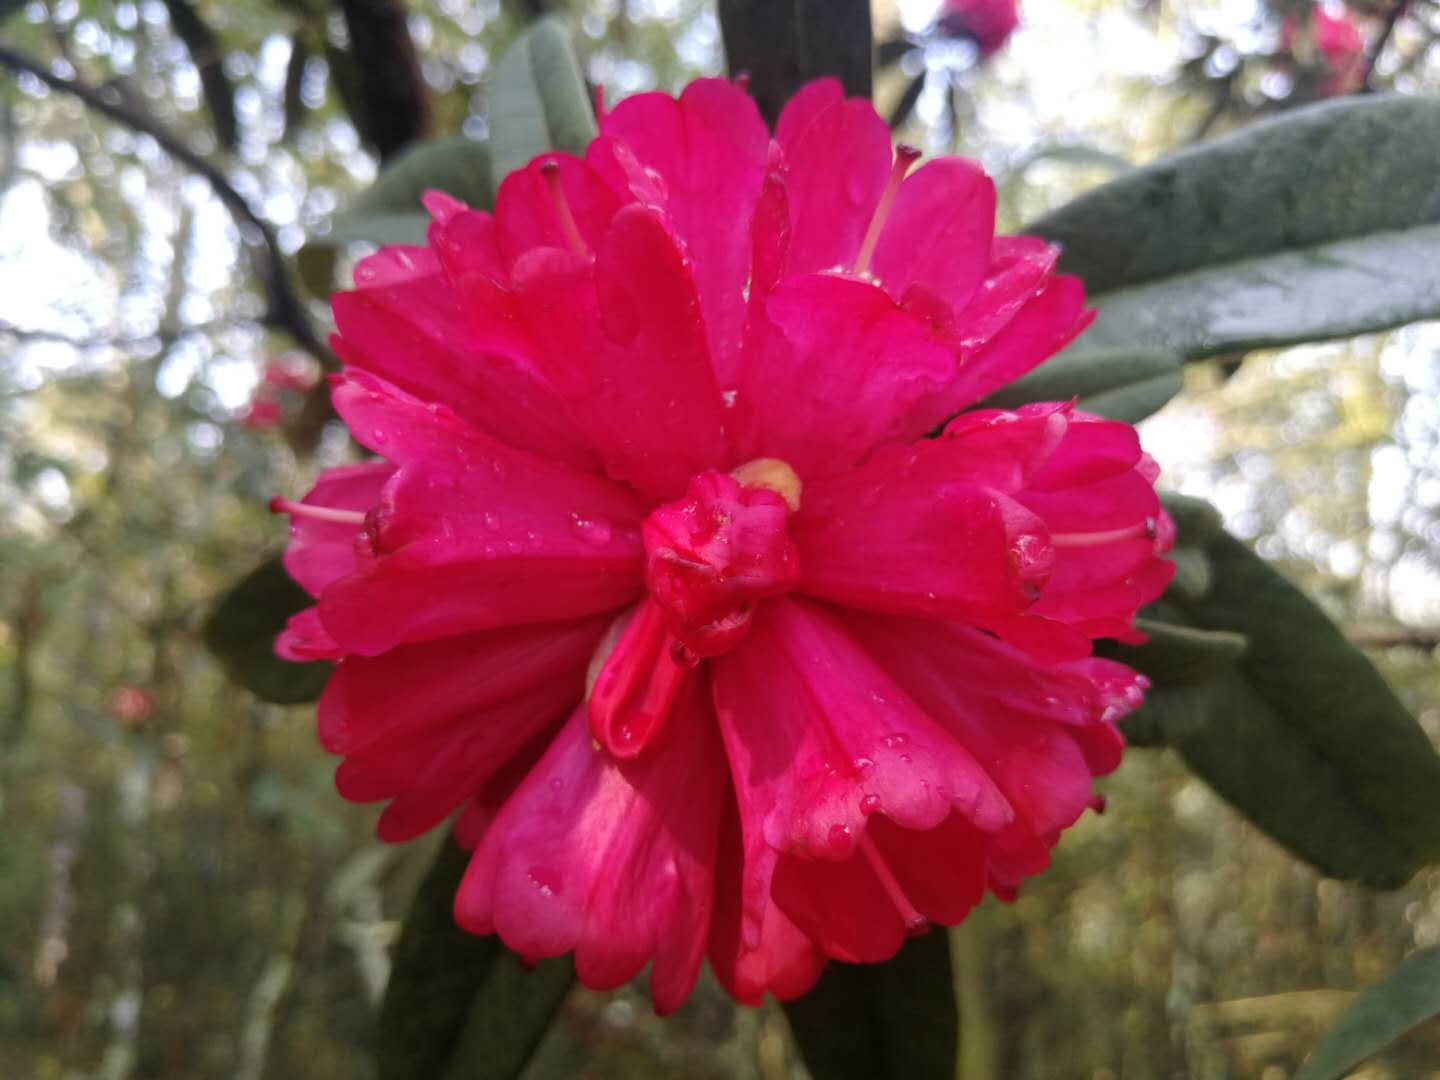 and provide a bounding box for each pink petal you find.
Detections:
[733,275,959,478]
[455,689,726,1015]
[845,611,1133,835]
[793,441,1053,619]
[317,616,608,756]
[942,274,1092,413]
[866,812,987,924]
[332,253,595,469]
[492,153,622,268]
[769,844,911,963]
[869,157,995,315]
[506,206,731,497]
[711,598,1011,942]
[773,78,844,150]
[275,607,344,661]
[318,374,646,655]
[281,462,394,596]
[708,809,827,1005]
[773,93,893,276]
[953,236,1060,346]
[598,78,769,383]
